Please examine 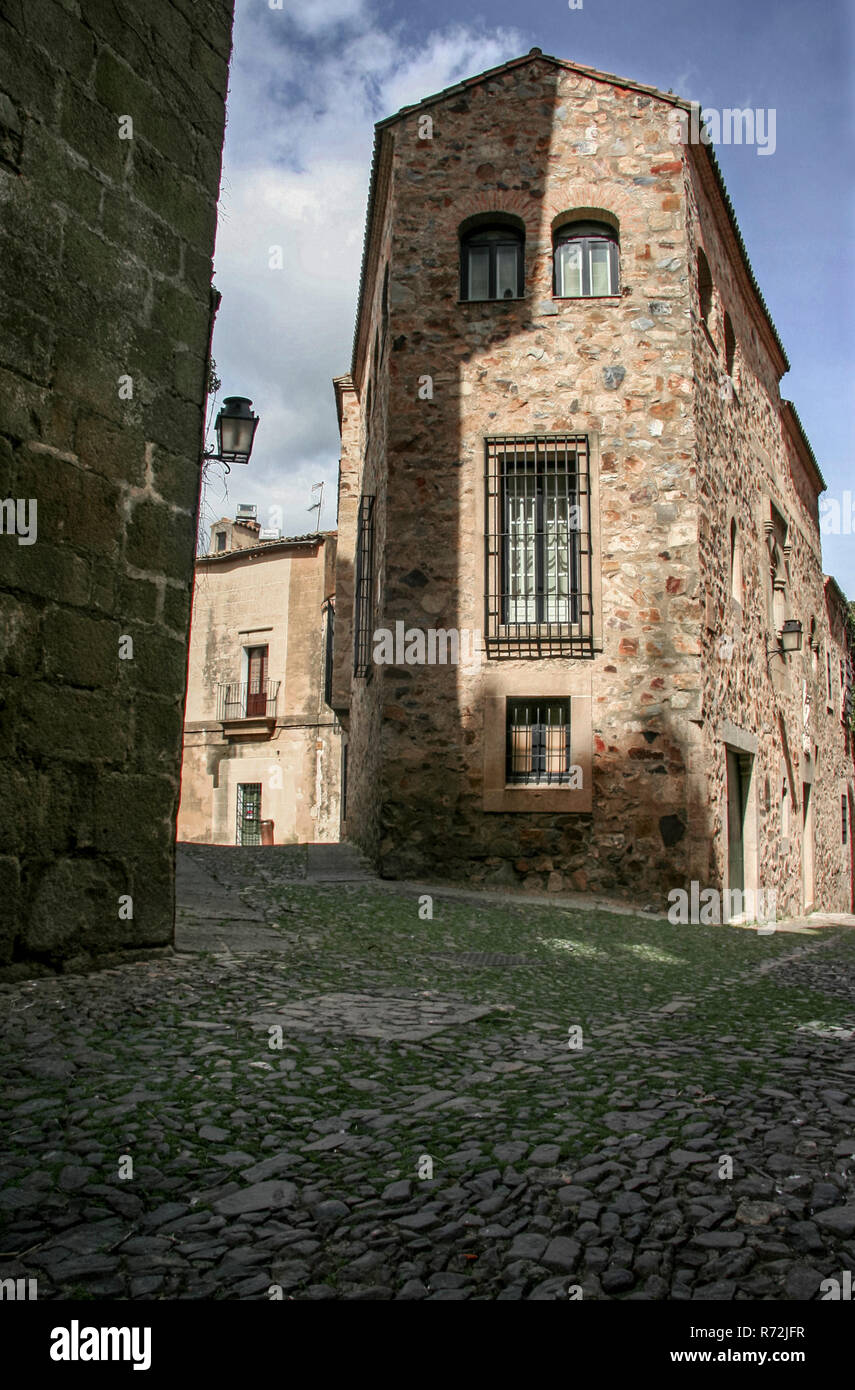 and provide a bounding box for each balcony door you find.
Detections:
[246,645,268,717]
